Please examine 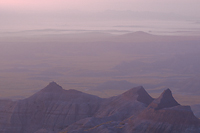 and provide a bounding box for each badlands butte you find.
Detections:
[0,82,199,133]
